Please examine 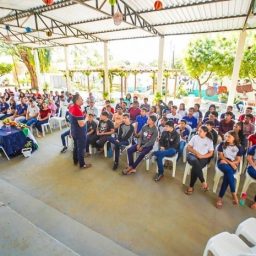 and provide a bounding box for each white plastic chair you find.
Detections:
[212,158,242,194]
[235,217,256,245]
[182,162,208,185]
[51,107,68,130]
[0,145,10,160]
[203,232,256,256]
[157,153,178,178]
[40,119,52,137]
[240,171,256,196]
